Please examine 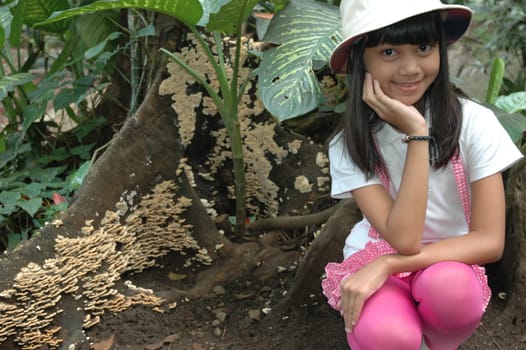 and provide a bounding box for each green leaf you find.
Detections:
[18,197,42,217]
[67,161,91,190]
[0,1,16,40]
[19,0,70,33]
[486,104,526,143]
[258,0,341,121]
[8,1,24,47]
[48,35,77,75]
[495,92,526,114]
[269,0,289,12]
[69,144,95,159]
[53,88,81,110]
[0,73,35,101]
[0,190,21,205]
[22,182,45,197]
[39,0,203,27]
[197,0,235,27]
[0,23,5,48]
[0,132,6,153]
[485,57,505,105]
[134,23,155,38]
[0,174,24,190]
[36,147,70,165]
[84,31,121,59]
[206,0,259,33]
[73,116,107,141]
[254,11,271,40]
[0,205,16,216]
[22,102,47,134]
[75,9,120,50]
[27,166,67,182]
[0,135,31,170]
[27,71,65,100]
[7,232,22,251]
